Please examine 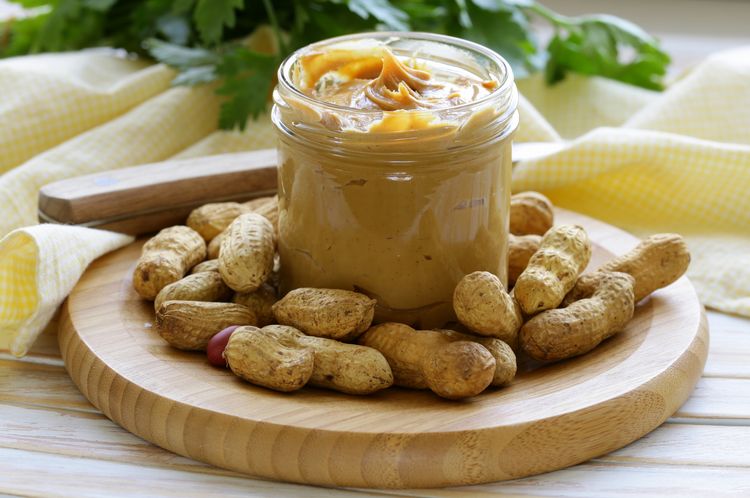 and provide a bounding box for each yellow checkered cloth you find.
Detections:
[1,44,748,356]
